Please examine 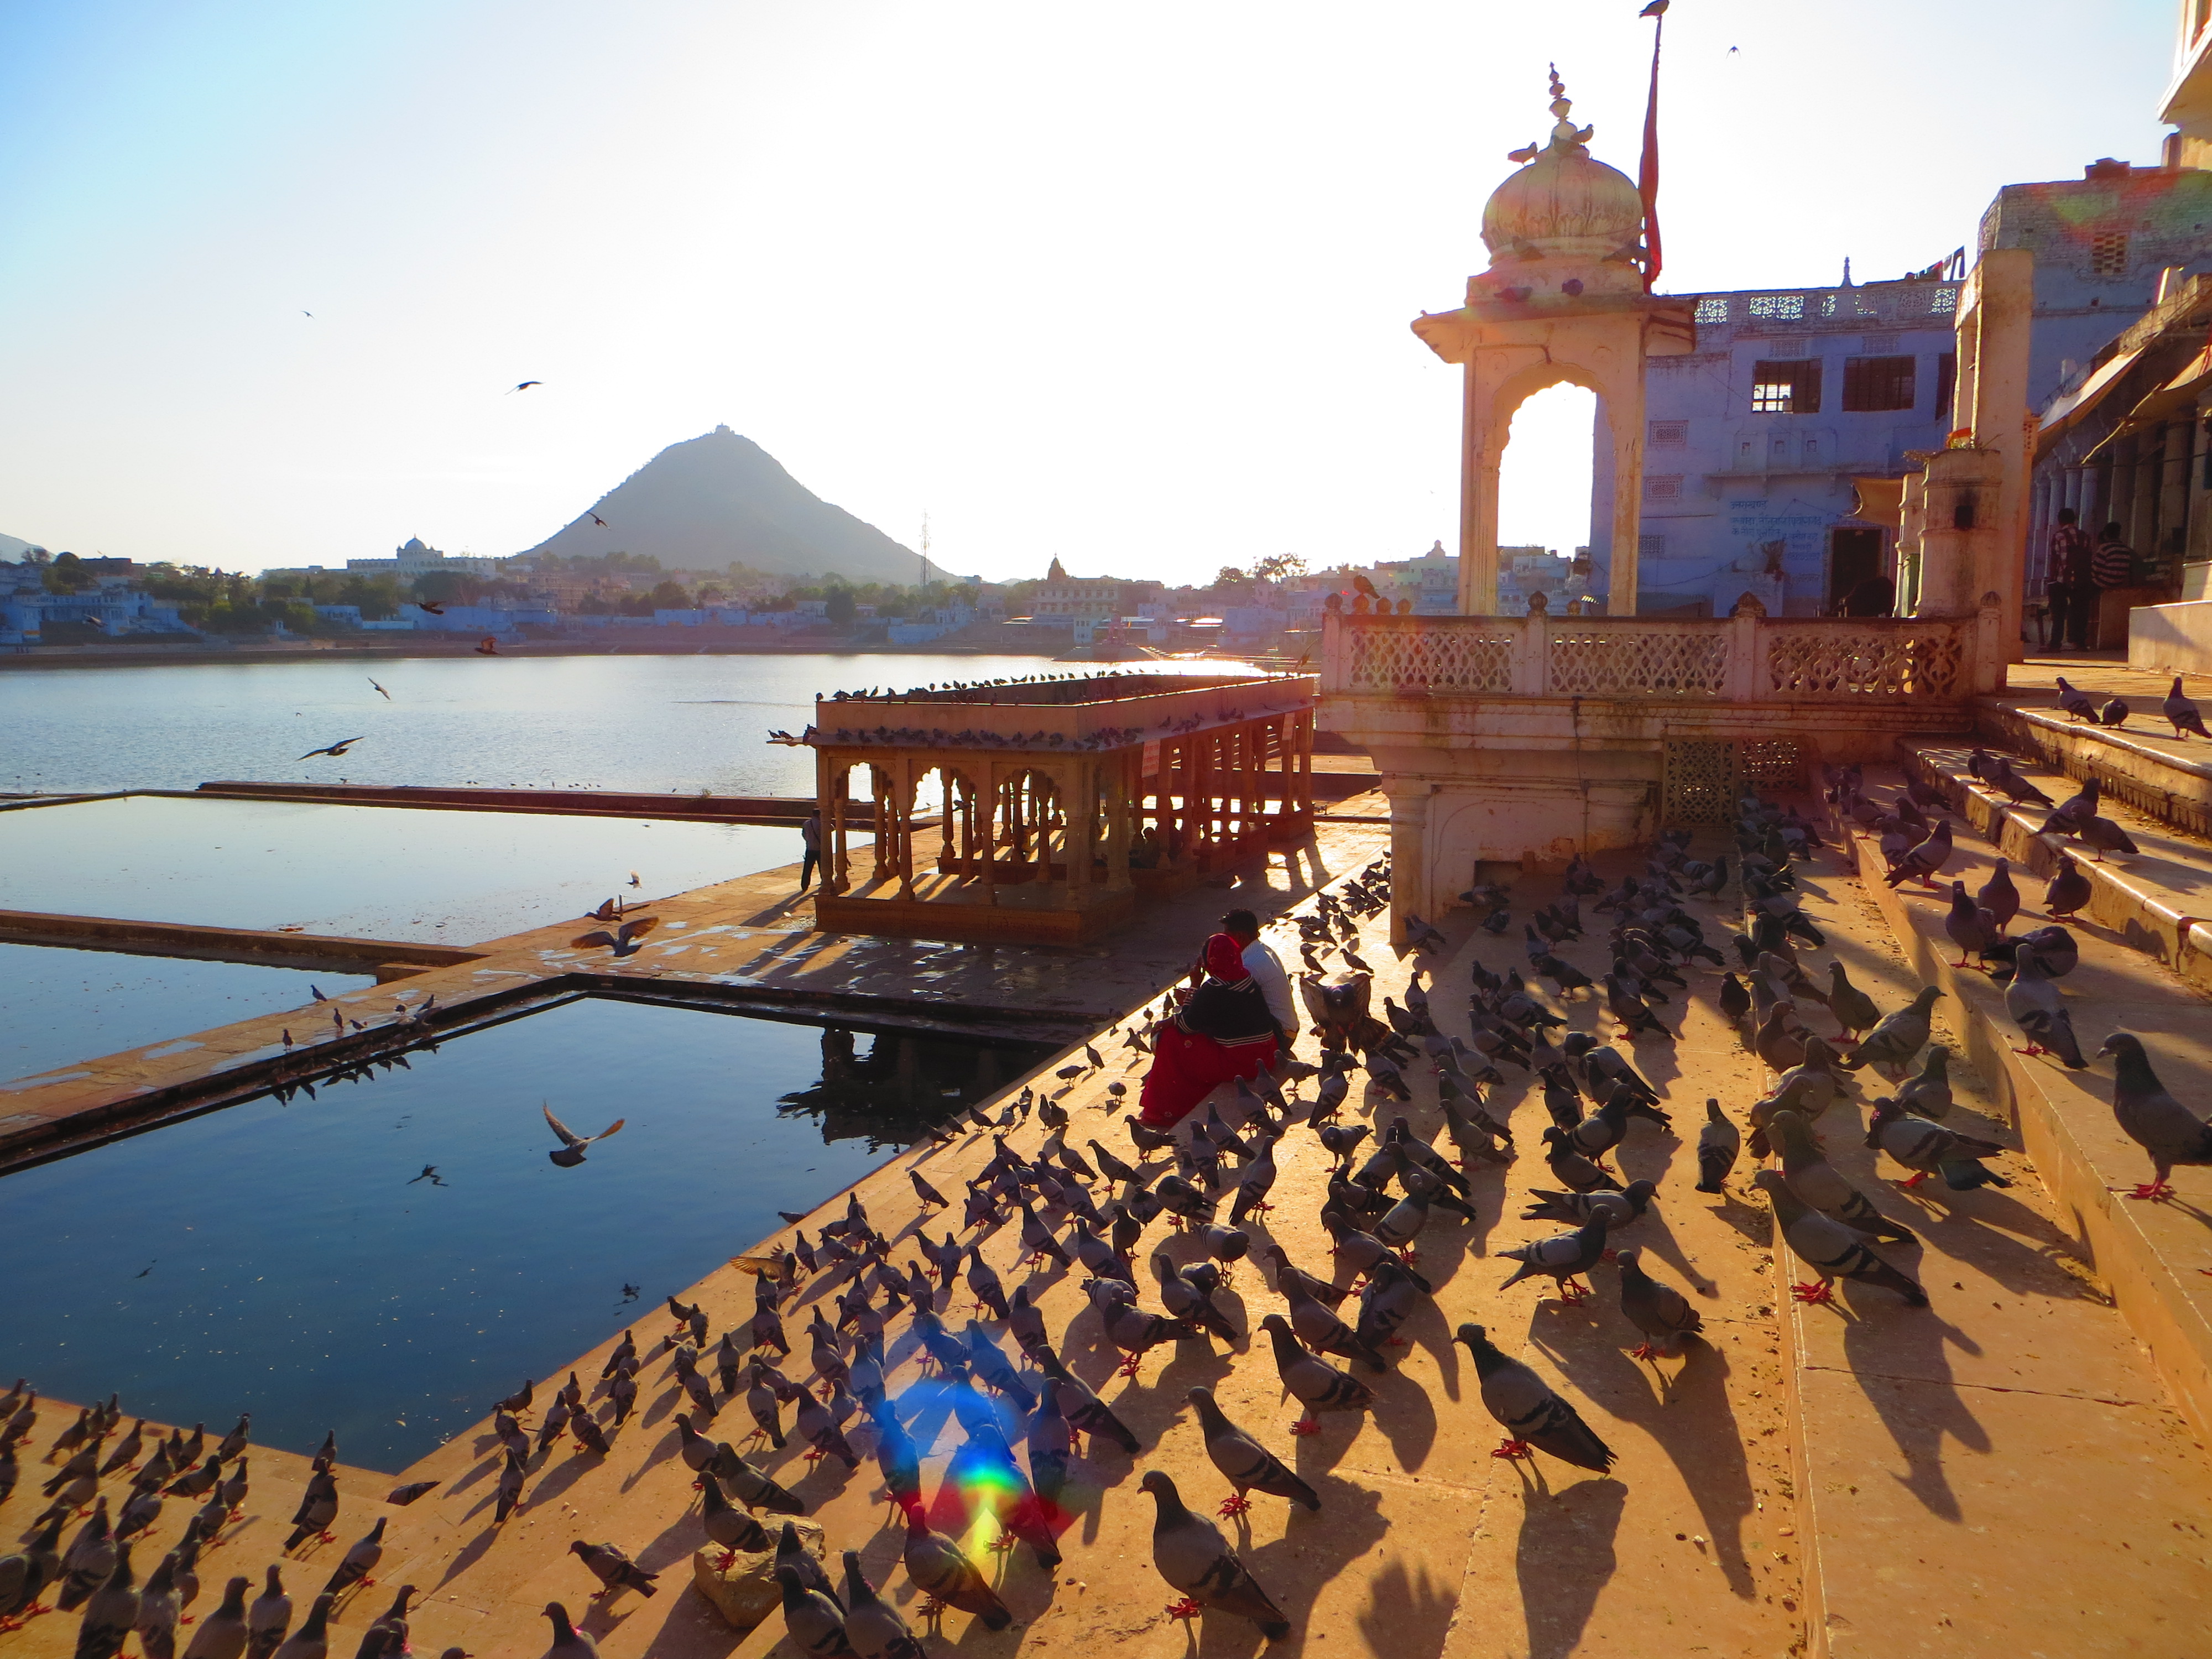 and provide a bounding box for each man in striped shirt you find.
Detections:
[2093,522,2138,591]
